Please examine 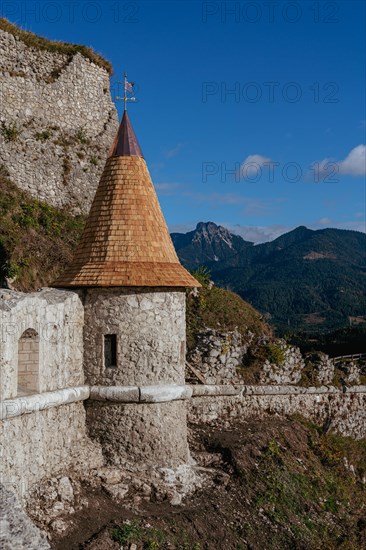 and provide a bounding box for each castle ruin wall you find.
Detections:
[0,288,84,400]
[0,28,118,214]
[188,385,366,440]
[0,400,104,498]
